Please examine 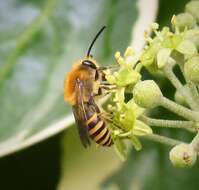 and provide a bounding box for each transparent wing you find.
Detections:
[73,79,90,148]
